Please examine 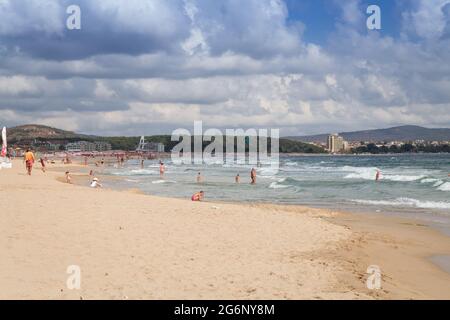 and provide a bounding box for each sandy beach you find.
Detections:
[1,159,450,300]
